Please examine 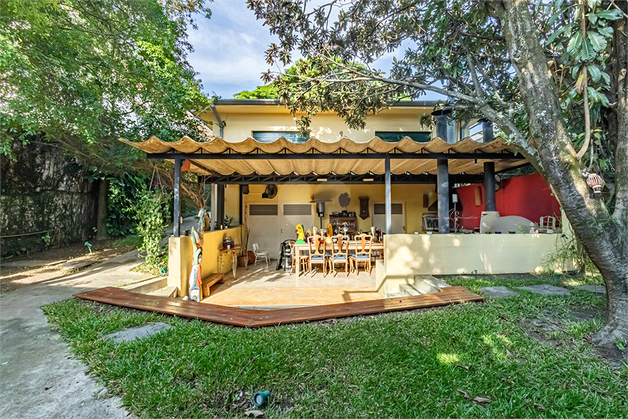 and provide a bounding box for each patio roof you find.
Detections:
[119,135,527,176]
